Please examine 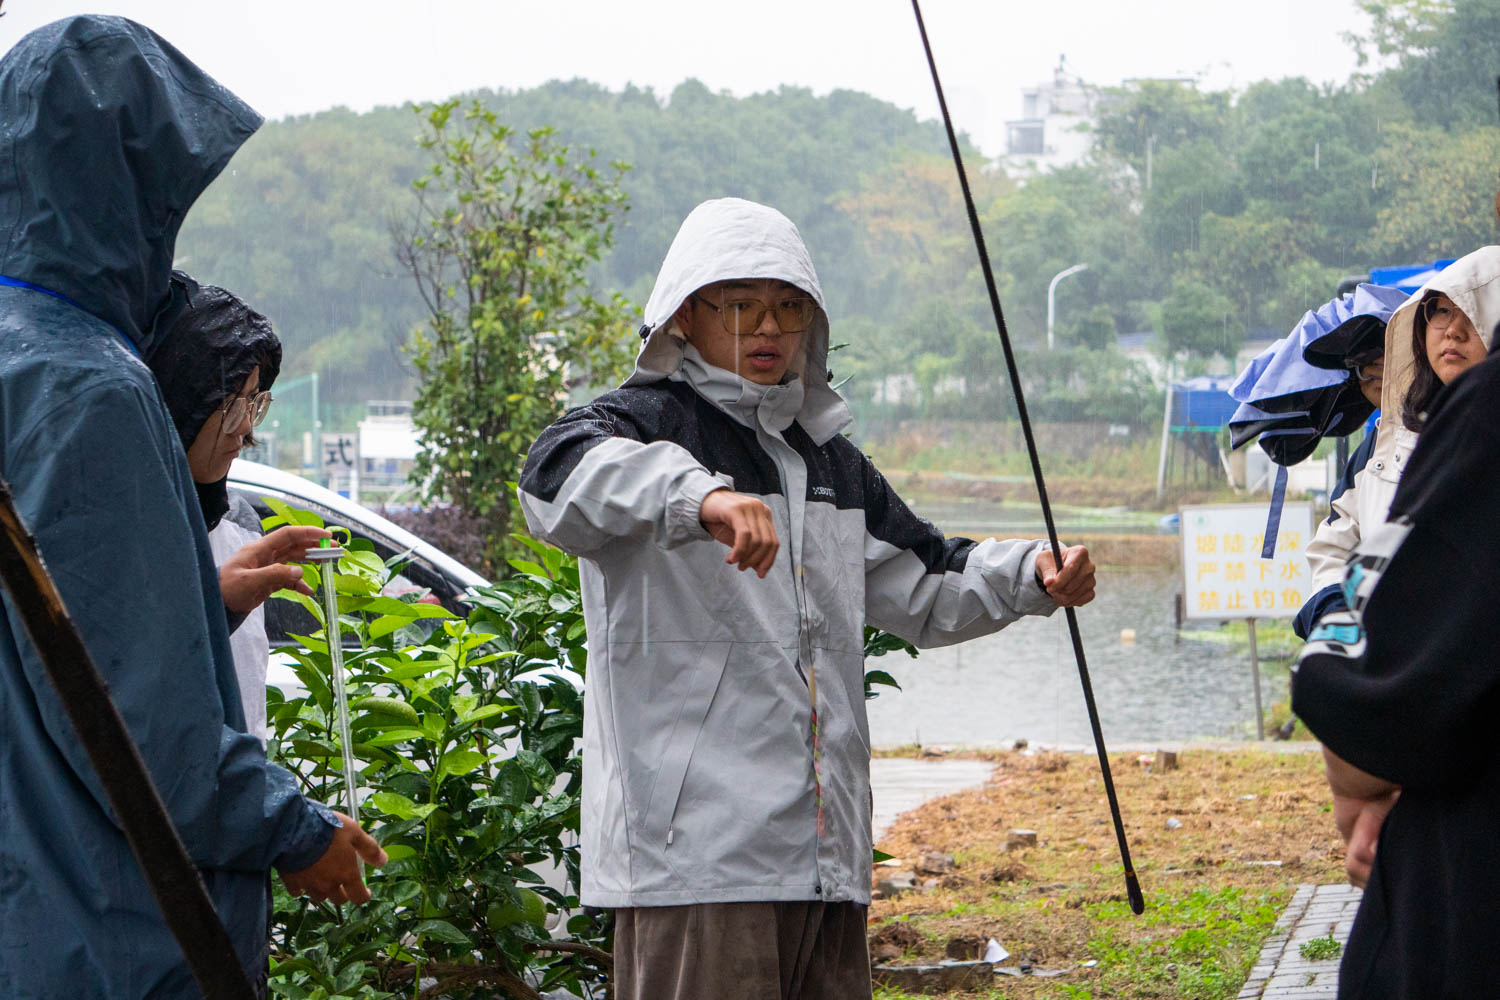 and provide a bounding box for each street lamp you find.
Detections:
[1046,263,1089,350]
